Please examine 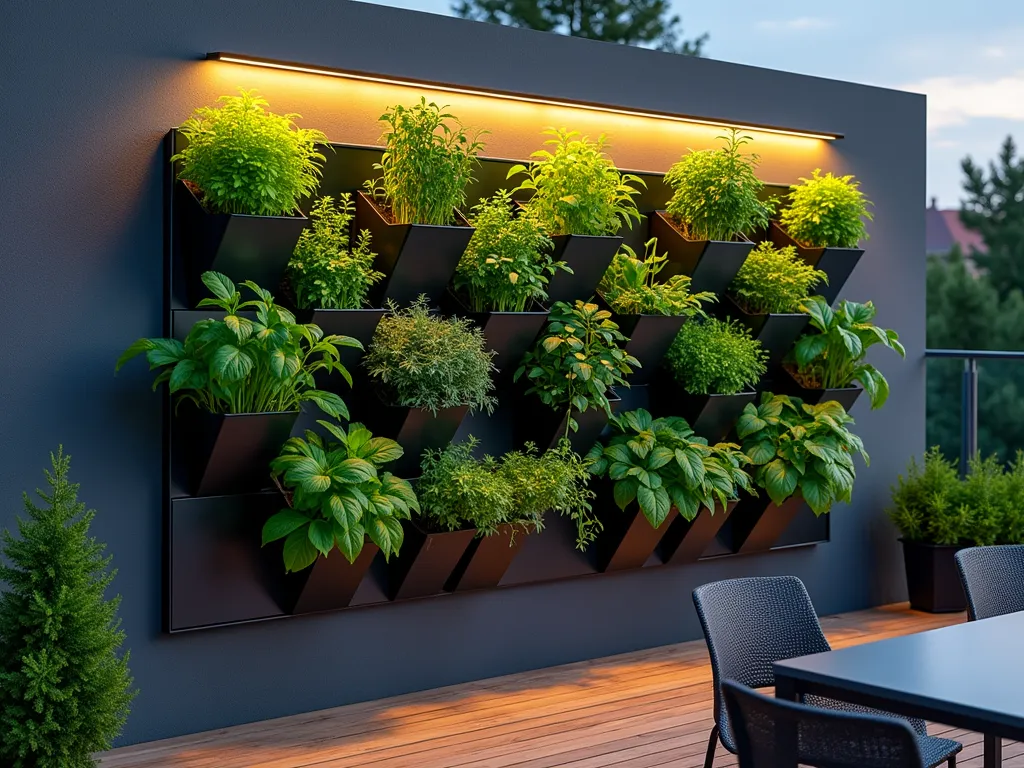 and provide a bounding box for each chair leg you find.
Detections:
[704,724,720,768]
[948,756,956,767]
